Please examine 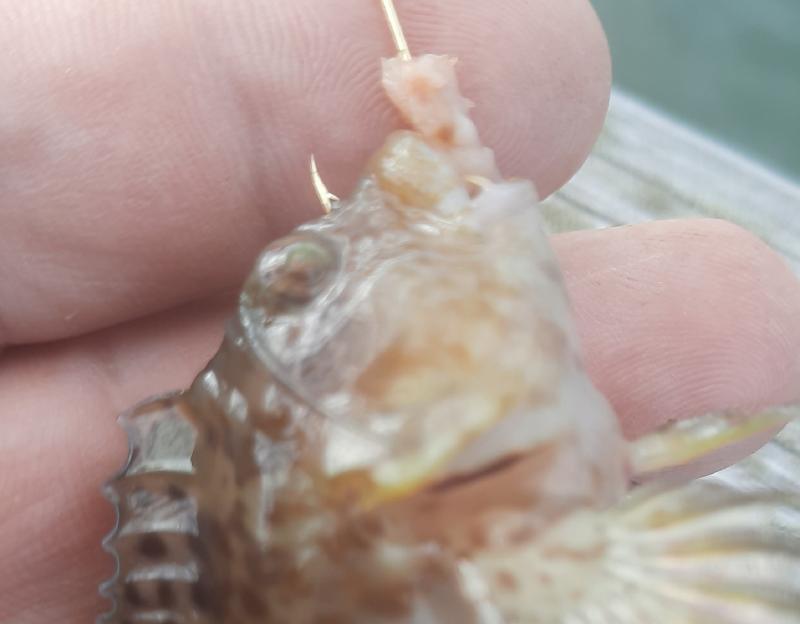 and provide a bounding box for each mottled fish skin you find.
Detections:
[99,51,628,623]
